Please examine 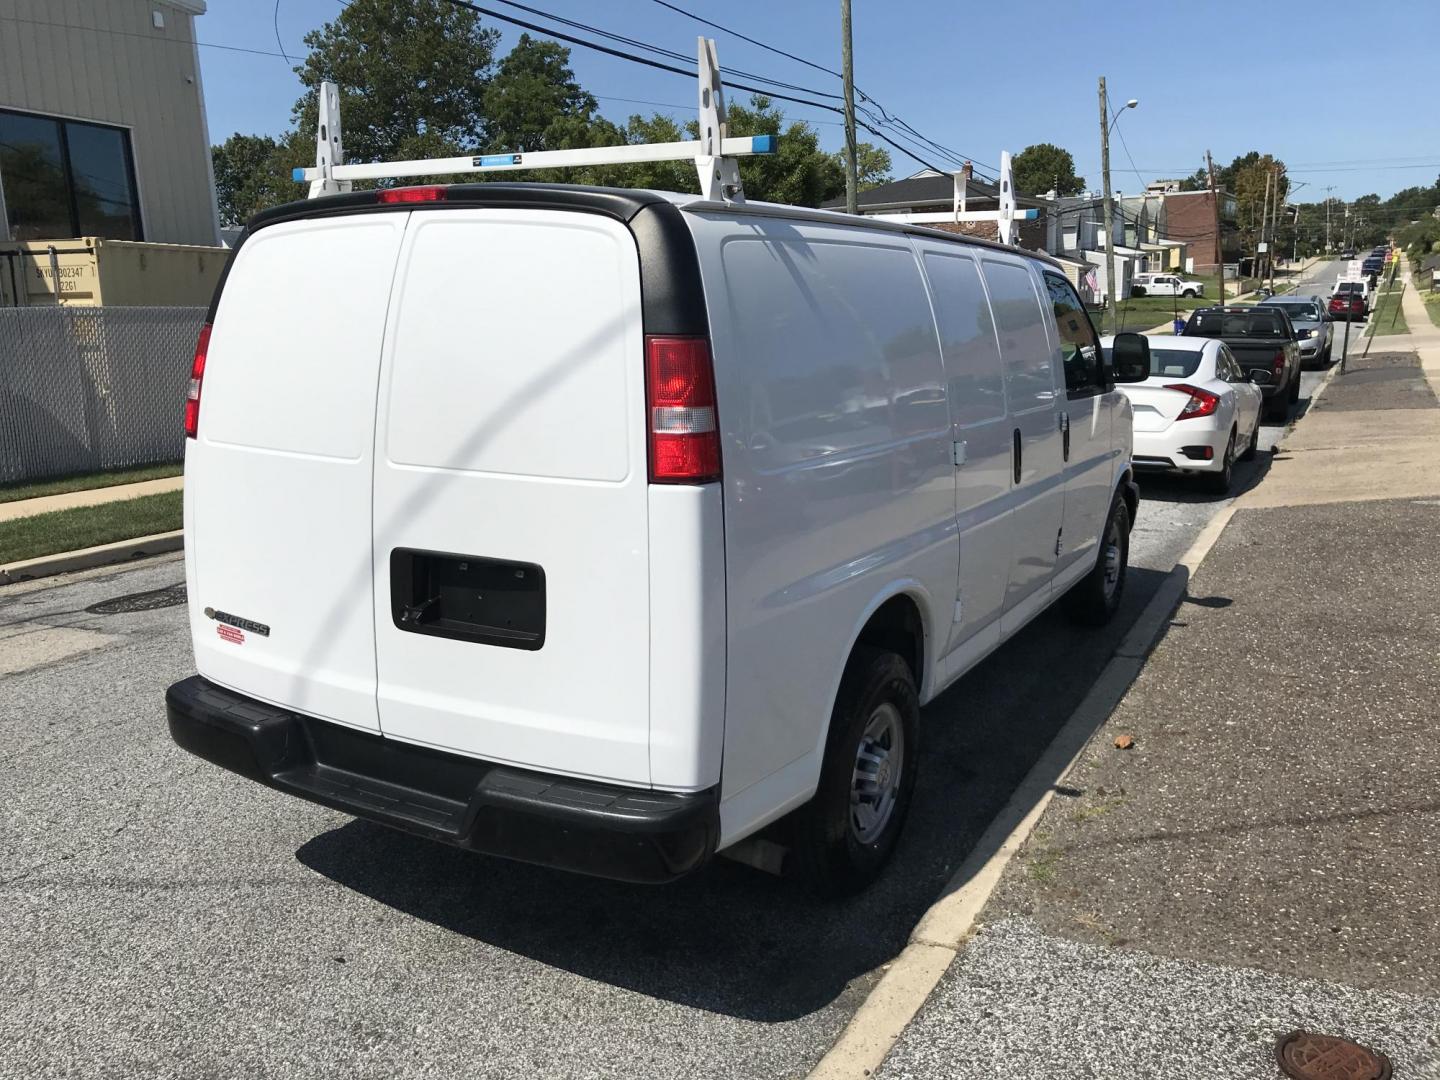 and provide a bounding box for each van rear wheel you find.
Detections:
[792,648,919,897]
[1061,498,1129,626]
